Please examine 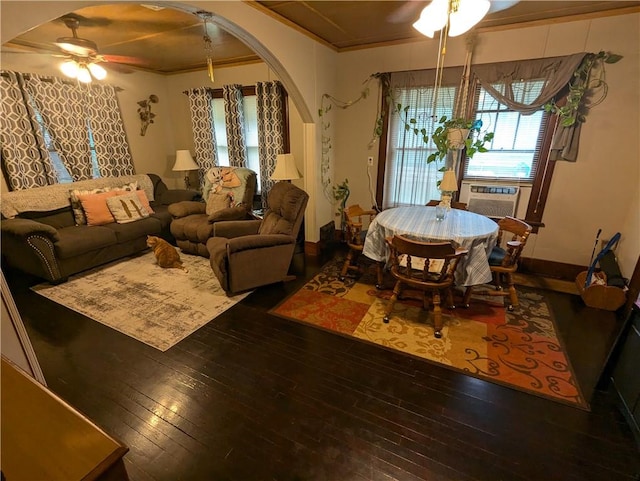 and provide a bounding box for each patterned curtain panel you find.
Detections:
[255,81,286,206]
[0,71,57,190]
[222,84,248,168]
[86,83,135,177]
[23,75,93,181]
[185,88,218,189]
